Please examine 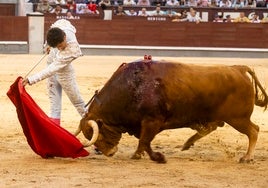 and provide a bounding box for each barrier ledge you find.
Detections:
[0,41,27,45]
[79,45,268,52]
[0,43,267,57]
[0,41,28,54]
[80,45,268,58]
